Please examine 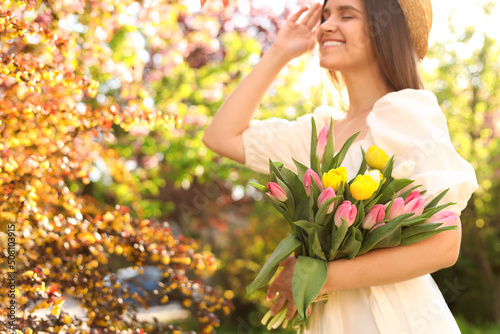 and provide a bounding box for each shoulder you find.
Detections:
[364,89,455,161]
[364,90,478,213]
[374,88,438,107]
[368,89,442,125]
[366,89,449,146]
